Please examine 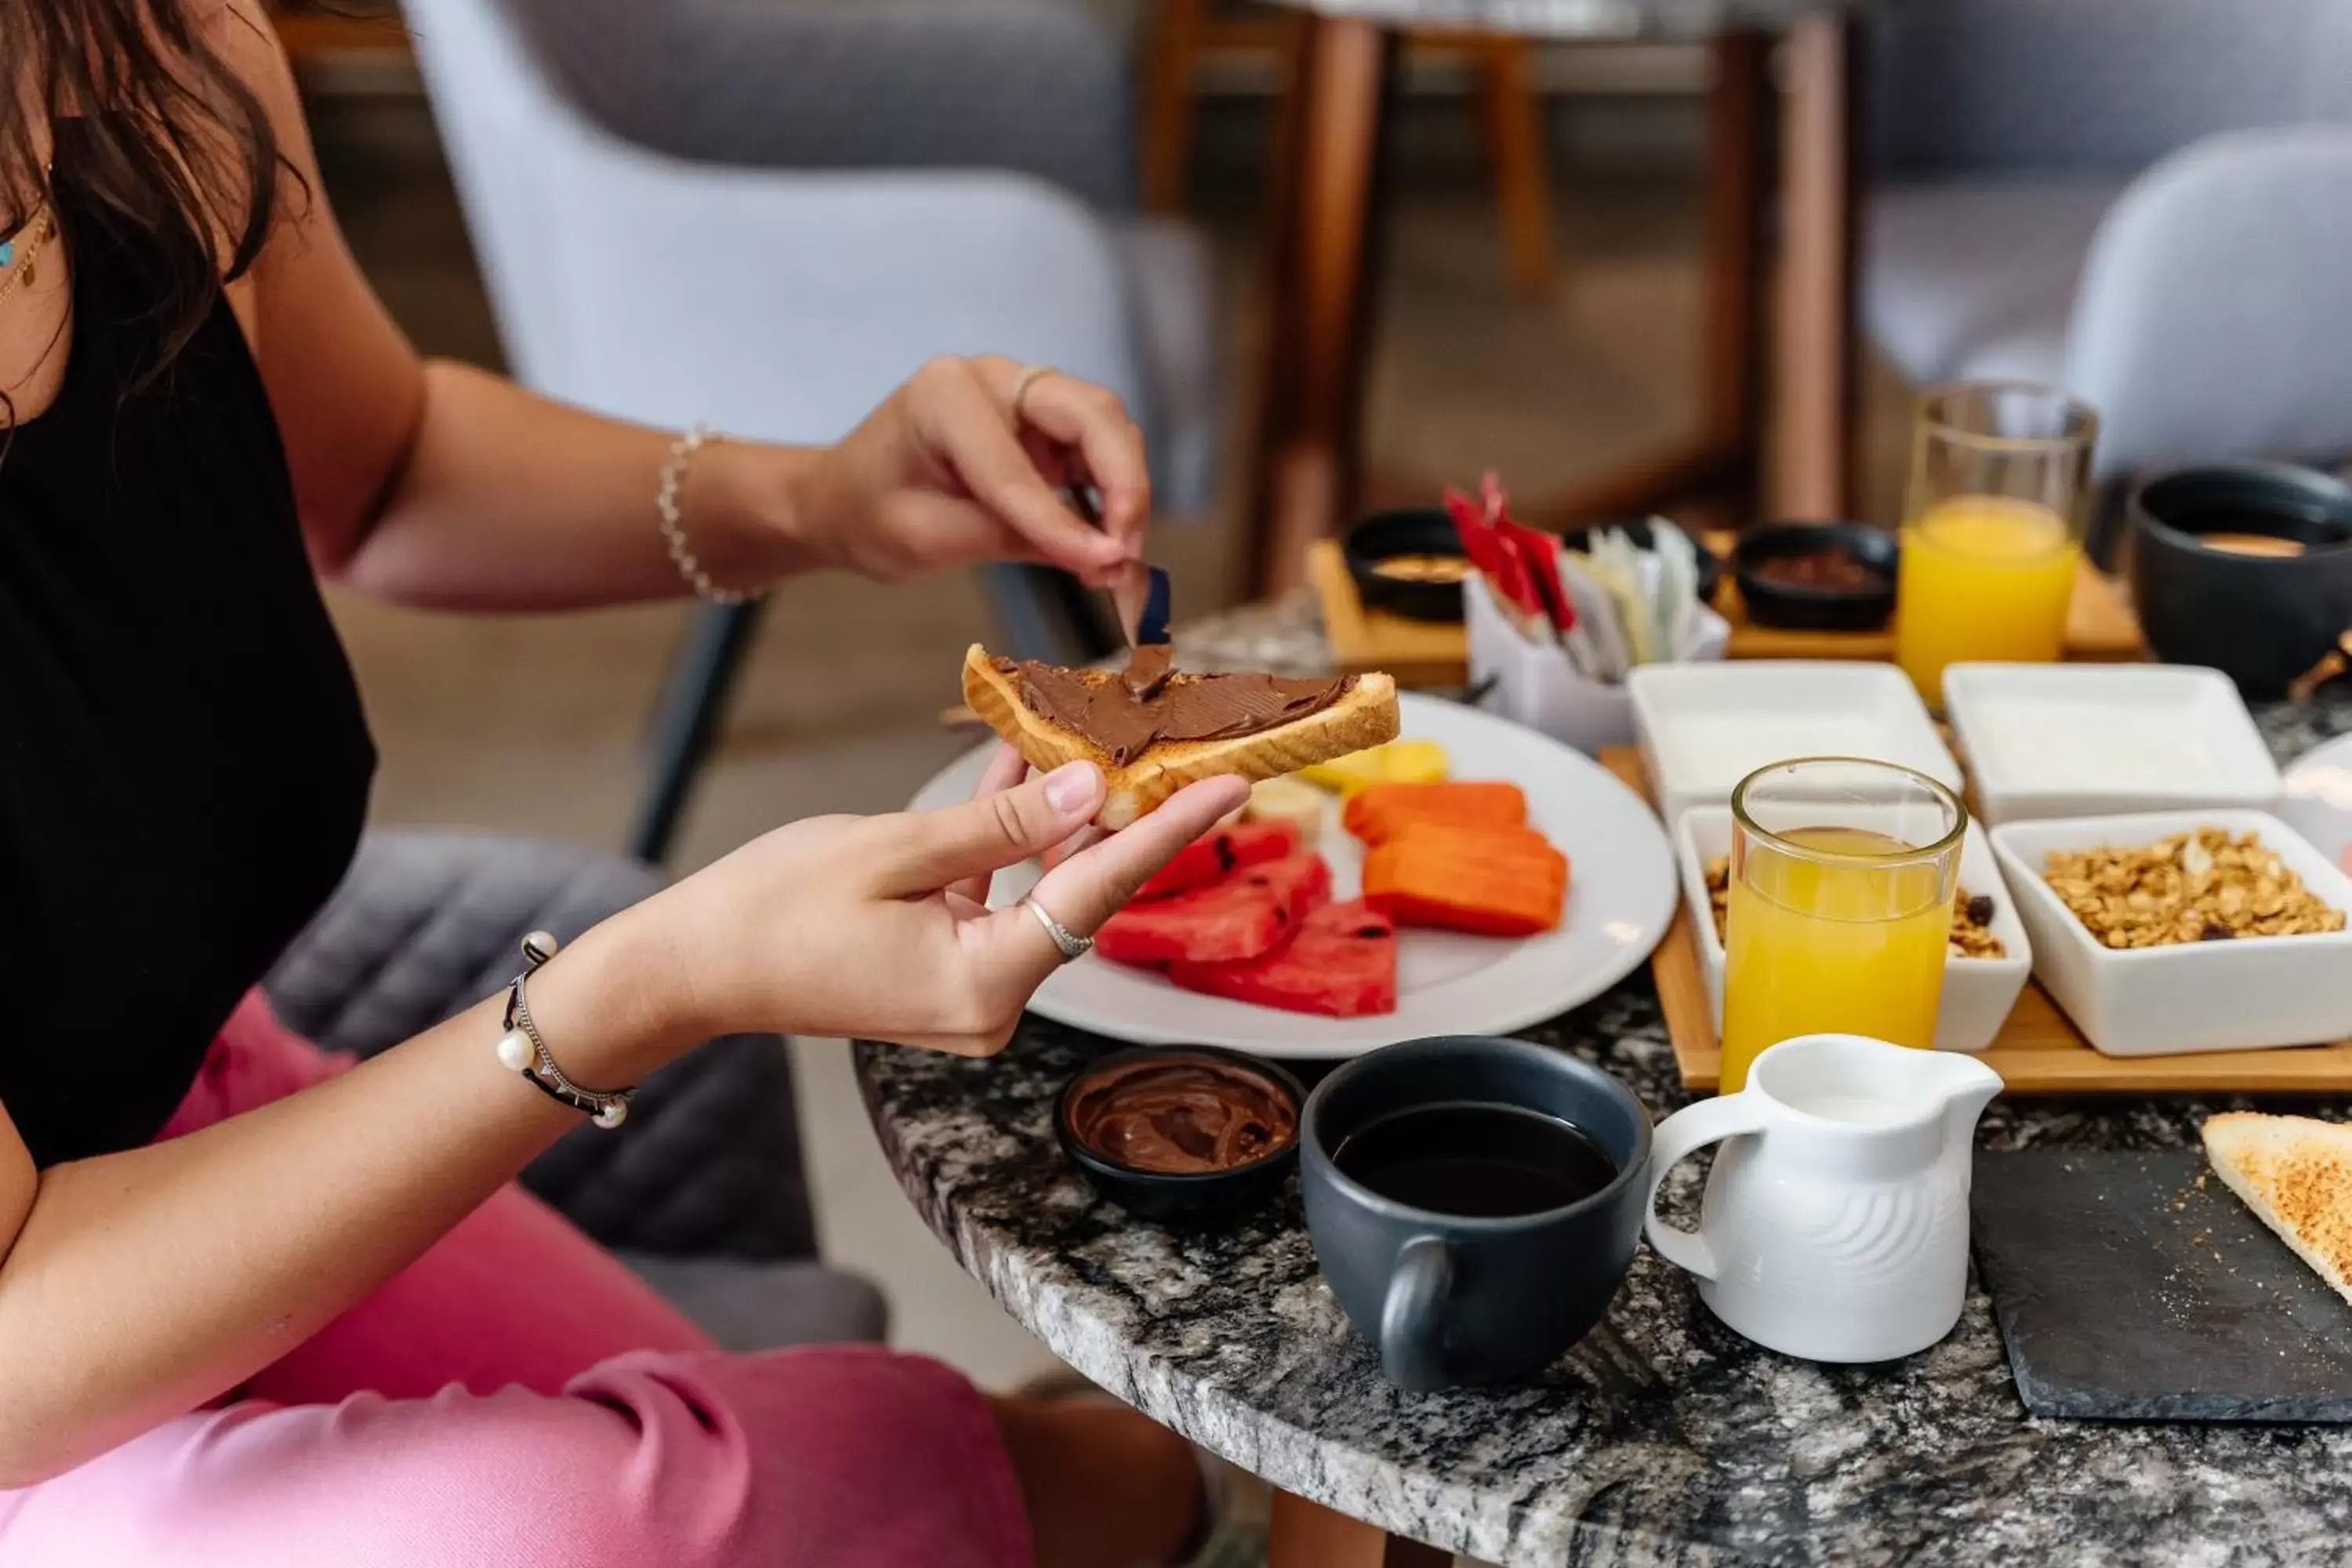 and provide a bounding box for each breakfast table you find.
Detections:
[858,597,2352,1566]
